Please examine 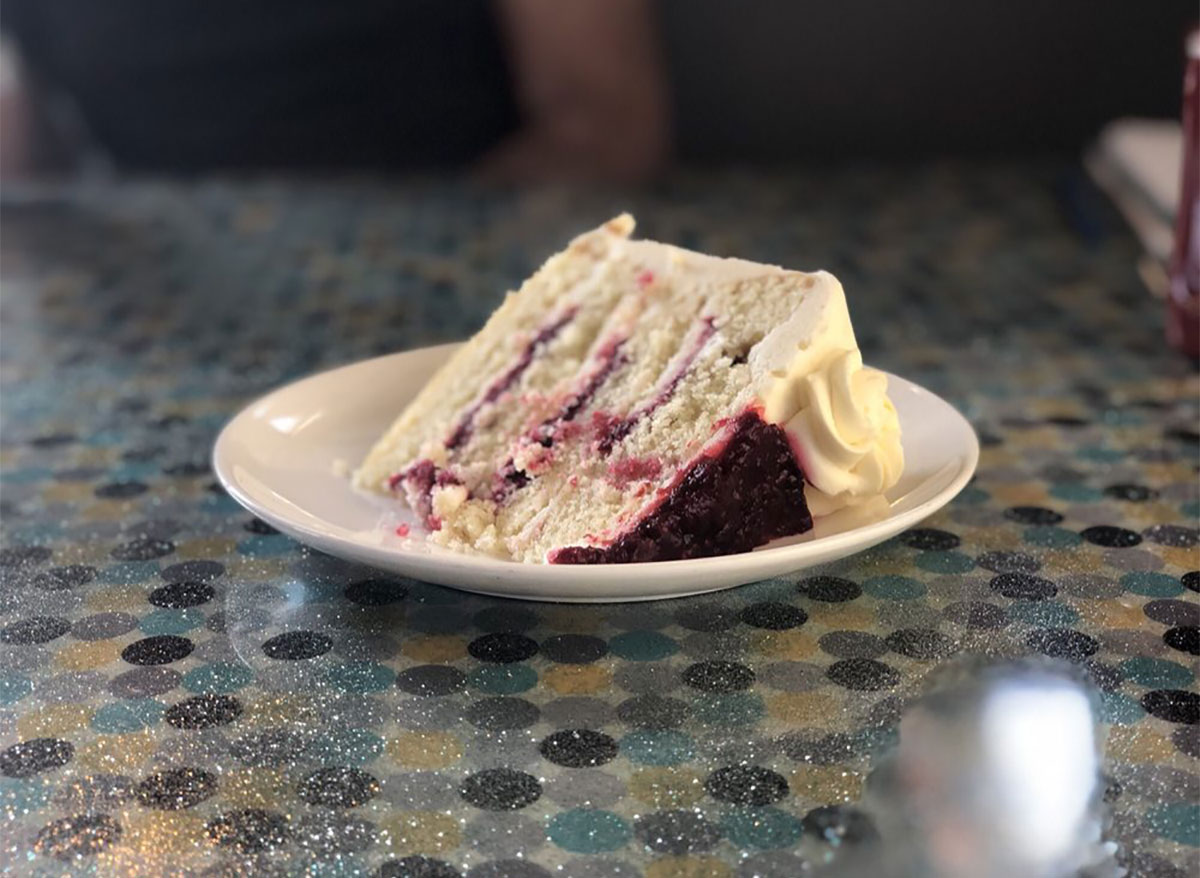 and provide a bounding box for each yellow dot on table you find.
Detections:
[44,482,96,504]
[379,811,461,855]
[1075,599,1147,629]
[1042,550,1104,573]
[807,602,875,631]
[81,503,128,523]
[1106,726,1176,763]
[121,811,208,856]
[541,607,602,633]
[75,731,157,773]
[542,664,611,695]
[989,483,1050,506]
[85,586,148,614]
[766,692,839,724]
[790,765,864,804]
[219,767,292,810]
[244,694,322,726]
[18,704,92,739]
[750,629,817,659]
[387,731,462,769]
[174,538,238,558]
[1161,545,1200,570]
[402,636,466,663]
[53,640,124,671]
[645,857,731,878]
[629,768,705,808]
